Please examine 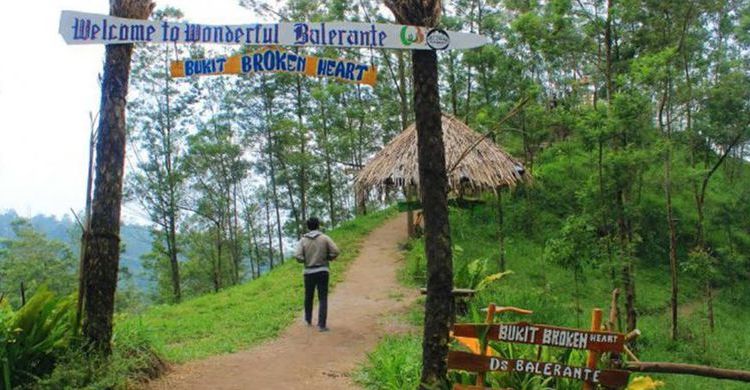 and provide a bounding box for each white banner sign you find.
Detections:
[59,10,489,50]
